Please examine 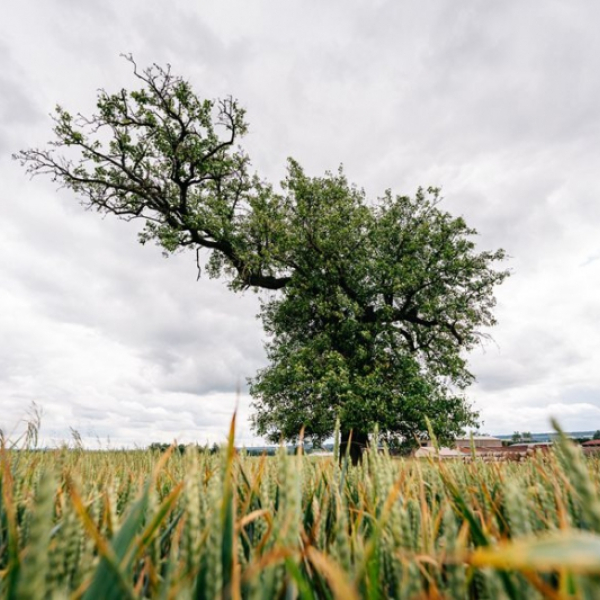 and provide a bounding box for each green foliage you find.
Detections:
[251,165,502,448]
[511,432,534,444]
[16,58,509,449]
